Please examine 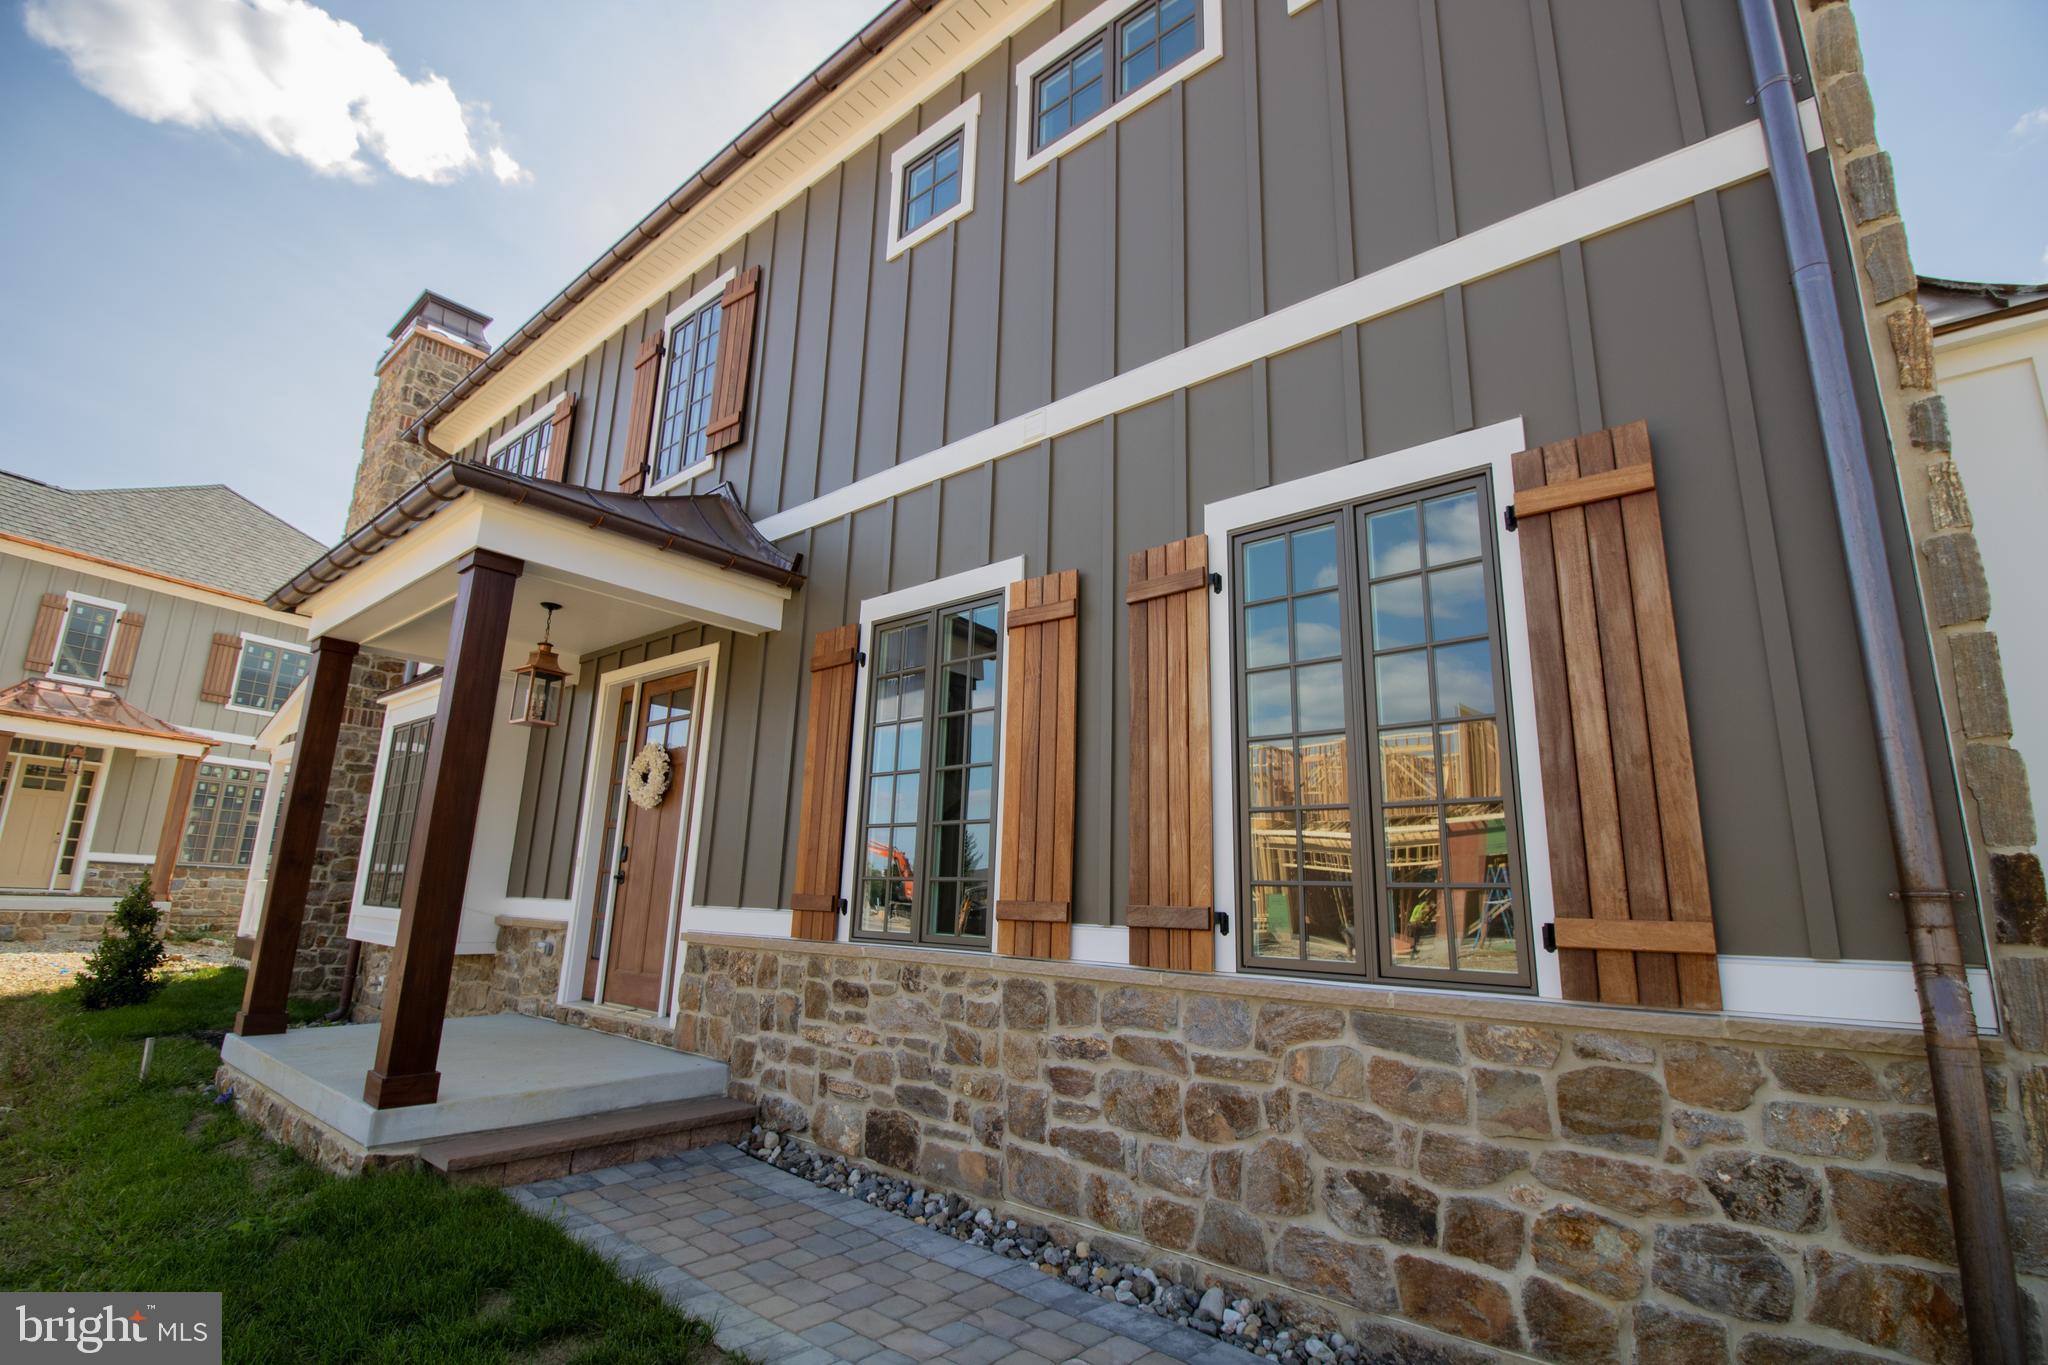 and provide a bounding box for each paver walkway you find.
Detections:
[512,1144,1252,1364]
